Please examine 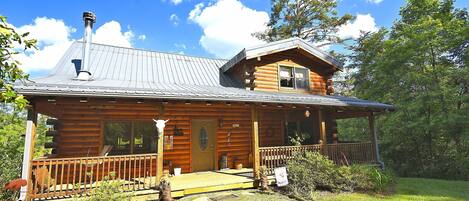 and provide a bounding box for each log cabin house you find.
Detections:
[15,12,393,200]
